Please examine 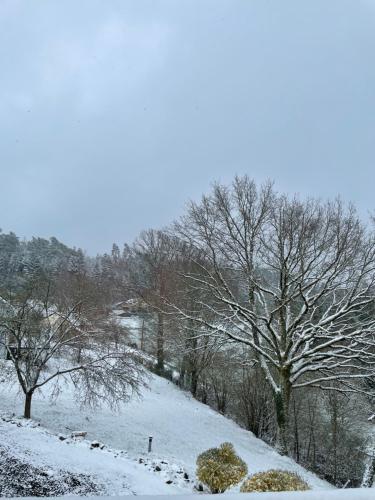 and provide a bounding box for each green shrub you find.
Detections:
[240,469,310,493]
[196,442,248,493]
